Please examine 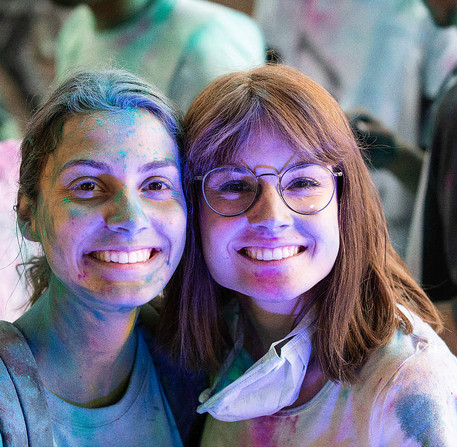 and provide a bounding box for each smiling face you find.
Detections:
[29,109,186,308]
[198,132,340,315]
